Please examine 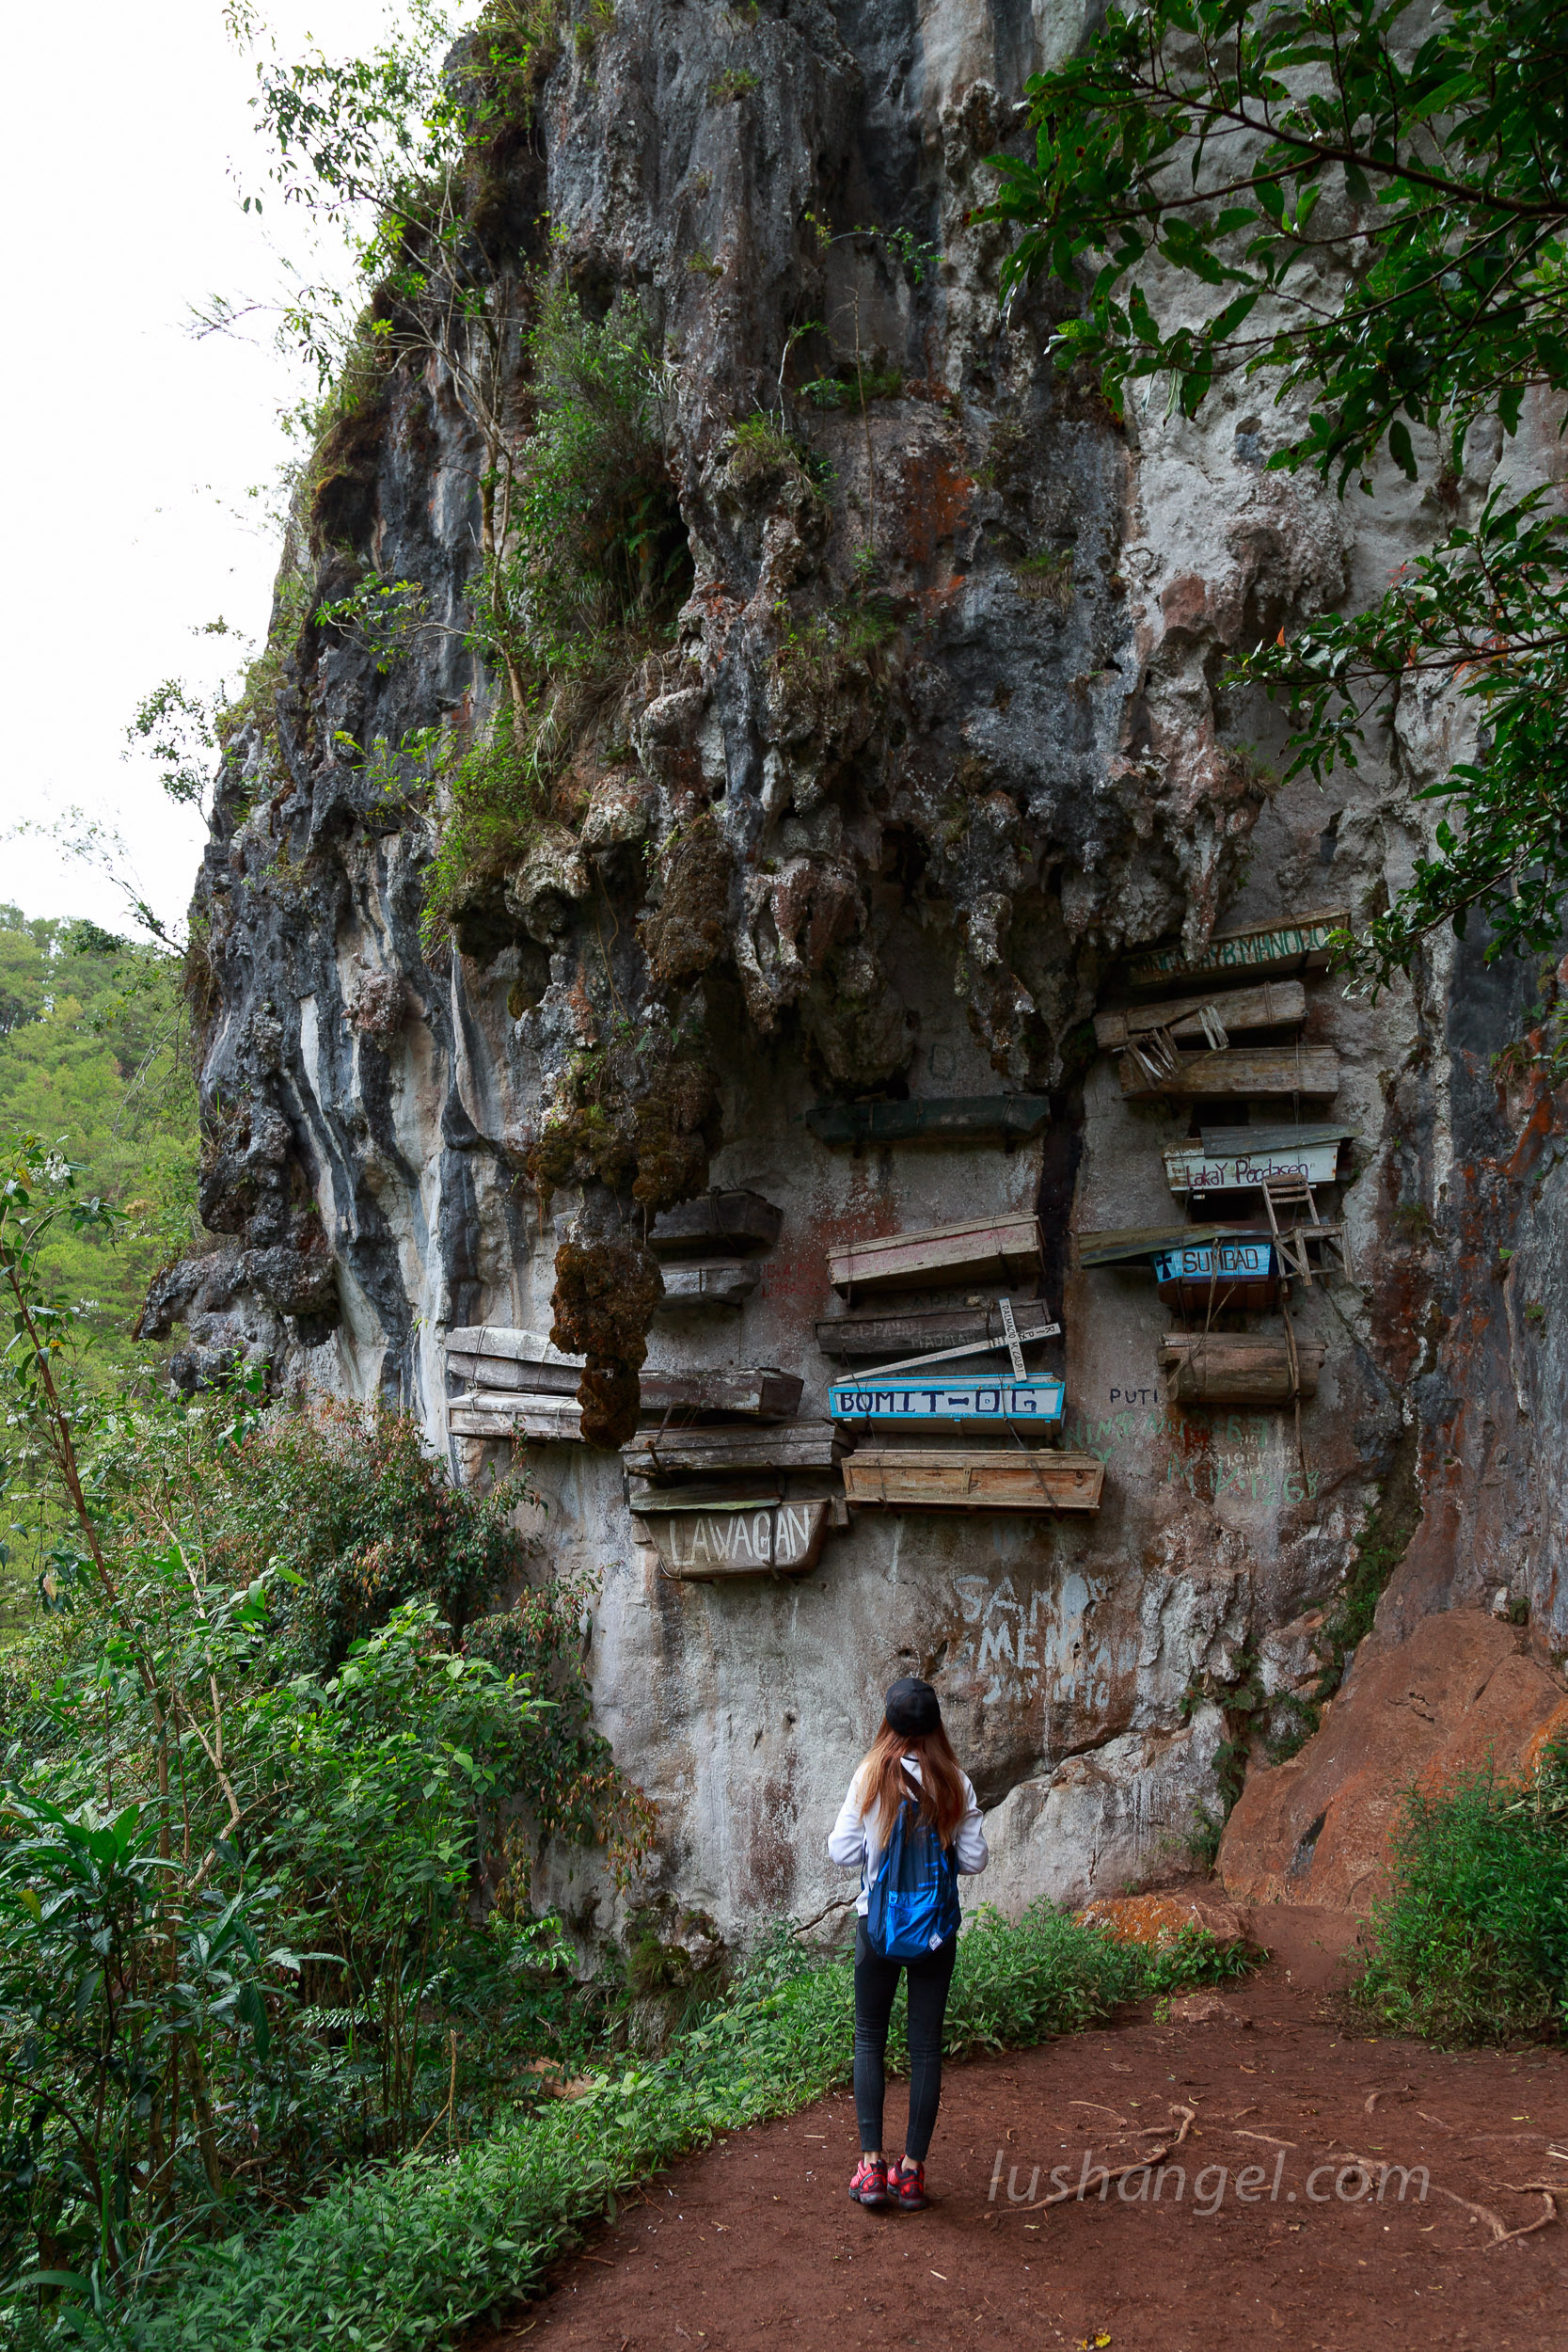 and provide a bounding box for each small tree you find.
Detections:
[983,0,1568,983]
